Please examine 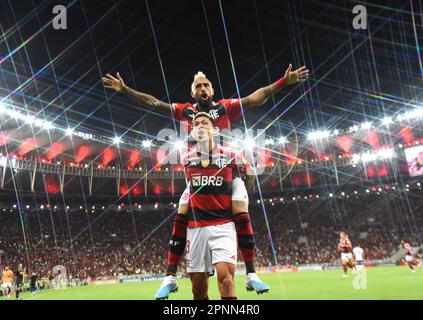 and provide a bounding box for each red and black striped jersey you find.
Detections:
[183,144,247,228]
[171,99,243,133]
[338,238,352,253]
